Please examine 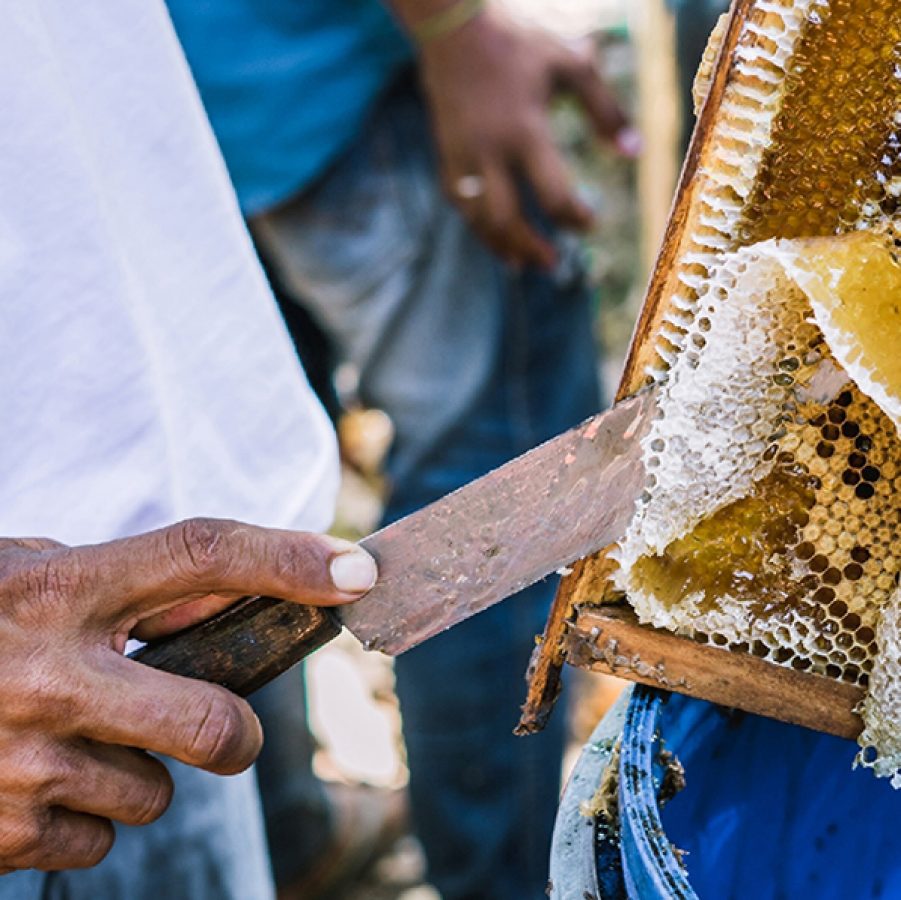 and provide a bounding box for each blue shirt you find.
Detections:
[166,0,412,215]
